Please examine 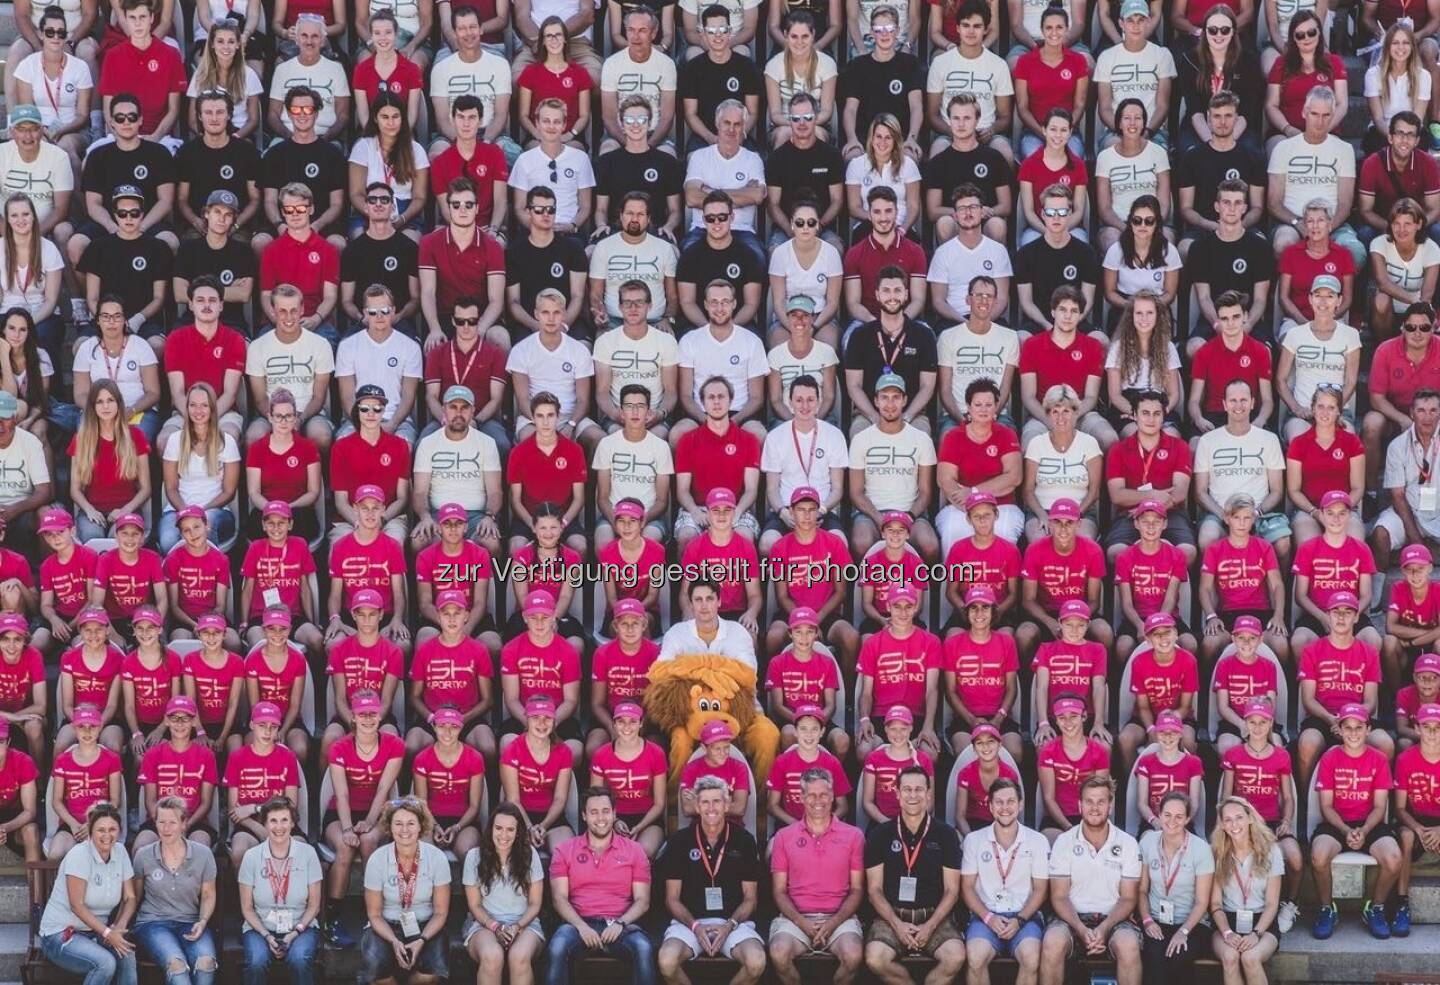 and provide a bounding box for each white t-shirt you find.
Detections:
[1104,337,1181,392]
[1273,0,1317,42]
[928,235,1014,317]
[845,155,922,229]
[0,237,64,317]
[1138,830,1215,926]
[600,47,678,129]
[1267,133,1356,219]
[1370,236,1440,296]
[926,47,1015,132]
[762,51,839,106]
[767,239,843,312]
[1094,141,1170,222]
[592,325,680,407]
[347,138,430,207]
[593,429,674,510]
[39,842,134,937]
[508,146,596,228]
[849,422,937,512]
[194,0,256,38]
[462,846,543,925]
[363,842,452,923]
[1049,822,1142,915]
[1024,430,1101,510]
[269,56,351,134]
[1194,425,1285,507]
[762,418,850,507]
[186,66,263,131]
[162,431,241,507]
[245,327,336,404]
[959,824,1051,914]
[429,50,512,127]
[0,428,48,507]
[1280,320,1361,408]
[74,334,157,411]
[685,145,766,233]
[0,141,73,225]
[1093,41,1176,122]
[505,332,596,419]
[414,426,503,511]
[14,51,93,128]
[367,0,424,37]
[529,0,594,40]
[1101,240,1182,299]
[588,232,678,322]
[29,0,83,32]
[678,0,761,20]
[1364,64,1432,123]
[937,321,1019,402]
[767,339,840,413]
[677,324,768,411]
[335,329,423,423]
